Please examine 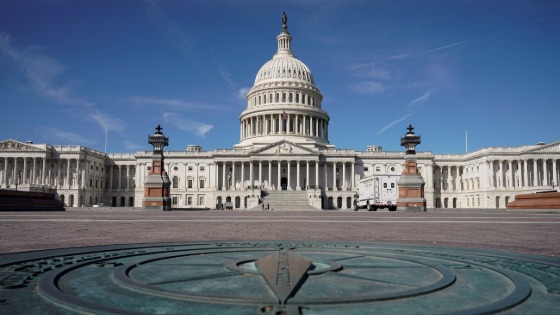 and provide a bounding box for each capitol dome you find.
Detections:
[235,13,331,150]
[254,52,315,85]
